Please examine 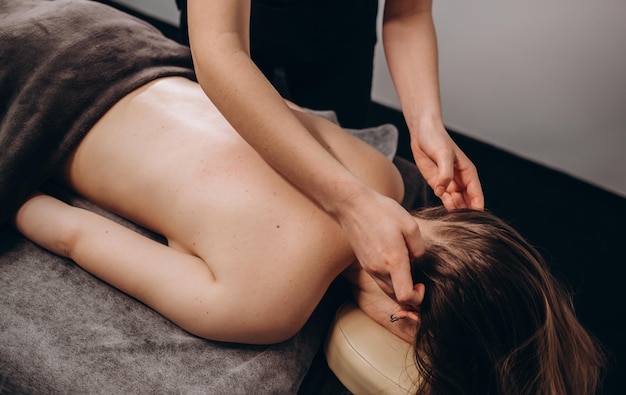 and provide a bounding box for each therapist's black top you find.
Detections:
[176,0,379,128]
[176,0,378,64]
